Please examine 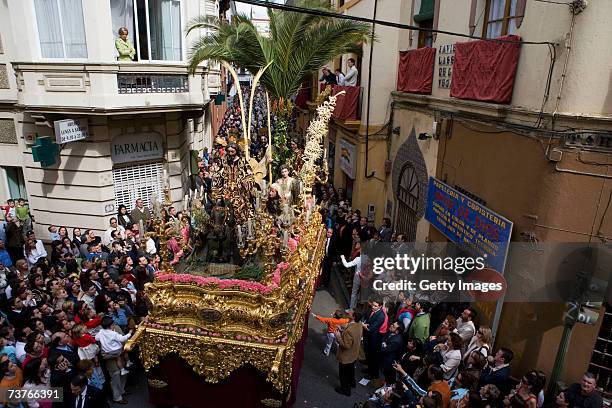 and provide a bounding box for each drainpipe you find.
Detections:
[364,0,378,179]
[551,2,580,131]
